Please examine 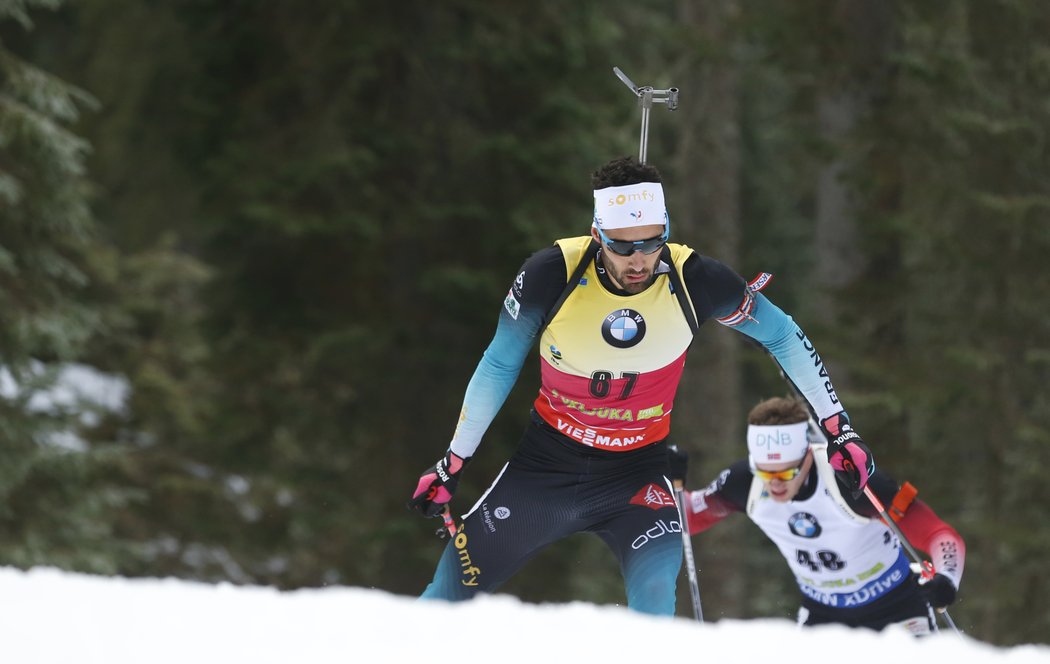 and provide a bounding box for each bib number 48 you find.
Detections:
[796,549,846,572]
